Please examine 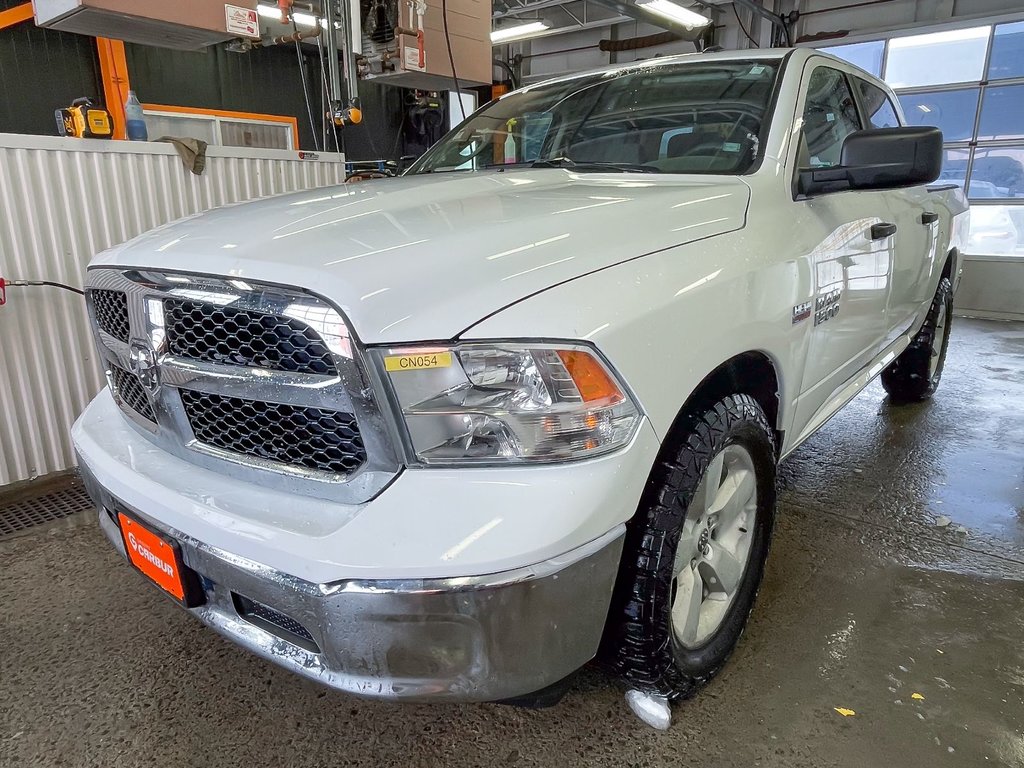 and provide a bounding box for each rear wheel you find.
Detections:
[604,394,777,698]
[881,277,953,402]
